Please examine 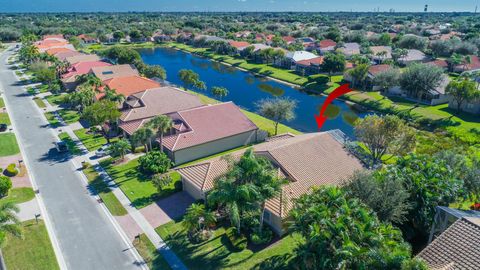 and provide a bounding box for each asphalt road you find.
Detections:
[0,48,144,270]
